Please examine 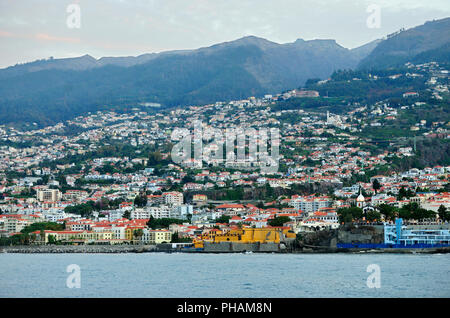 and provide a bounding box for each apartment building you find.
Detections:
[146,229,172,244]
[291,196,332,213]
[132,206,171,219]
[36,189,62,202]
[163,192,183,206]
